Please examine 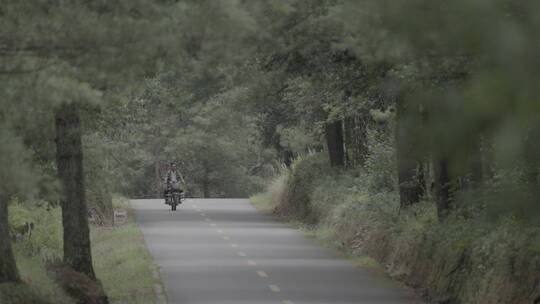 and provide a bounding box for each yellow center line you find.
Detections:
[247,260,257,266]
[256,271,268,278]
[230,243,238,248]
[282,300,295,304]
[210,223,217,227]
[223,236,231,241]
[216,229,224,234]
[269,285,281,293]
[237,251,247,257]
